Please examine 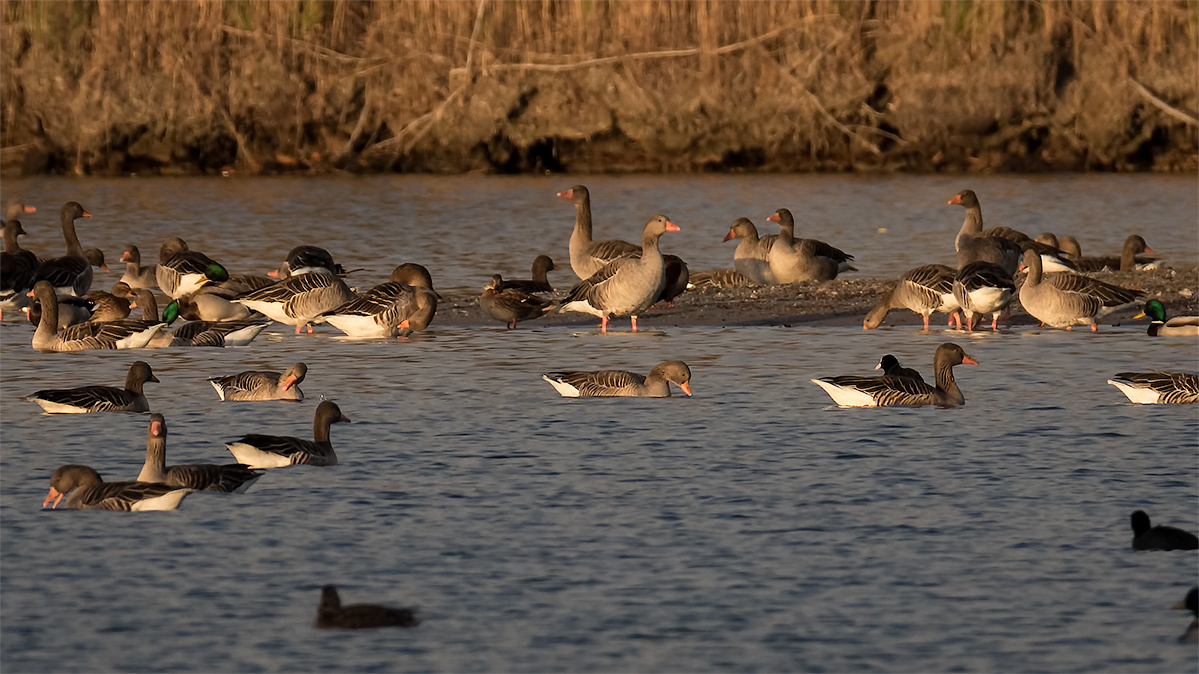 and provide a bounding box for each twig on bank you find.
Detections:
[1128,76,1198,127]
[463,0,489,83]
[218,24,372,66]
